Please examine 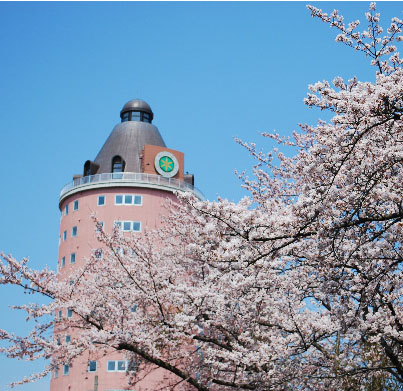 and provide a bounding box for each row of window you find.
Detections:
[115,221,141,232]
[64,200,79,216]
[97,194,143,206]
[62,226,77,241]
[63,194,143,220]
[57,309,73,319]
[54,360,133,378]
[61,253,76,268]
